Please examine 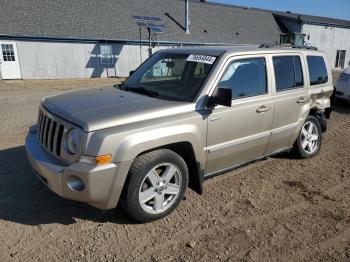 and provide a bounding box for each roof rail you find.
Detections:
[259,44,318,50]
